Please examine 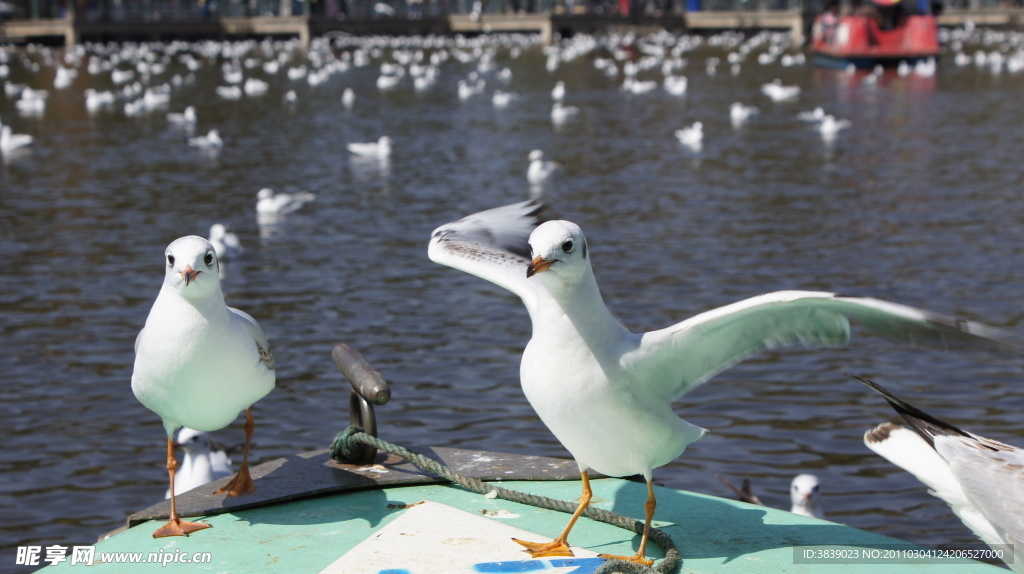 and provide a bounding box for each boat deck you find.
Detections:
[40,448,1005,573]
